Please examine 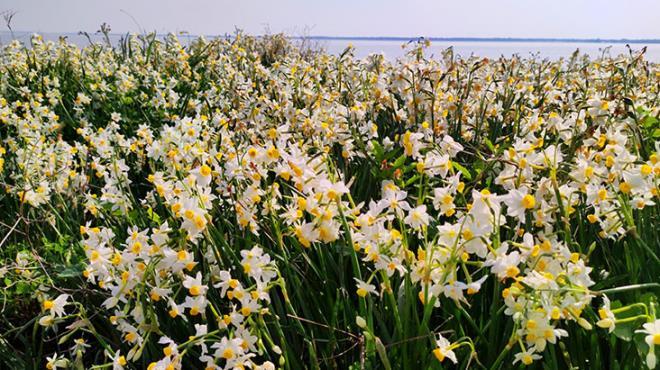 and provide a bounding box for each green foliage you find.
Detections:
[0,32,658,370]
